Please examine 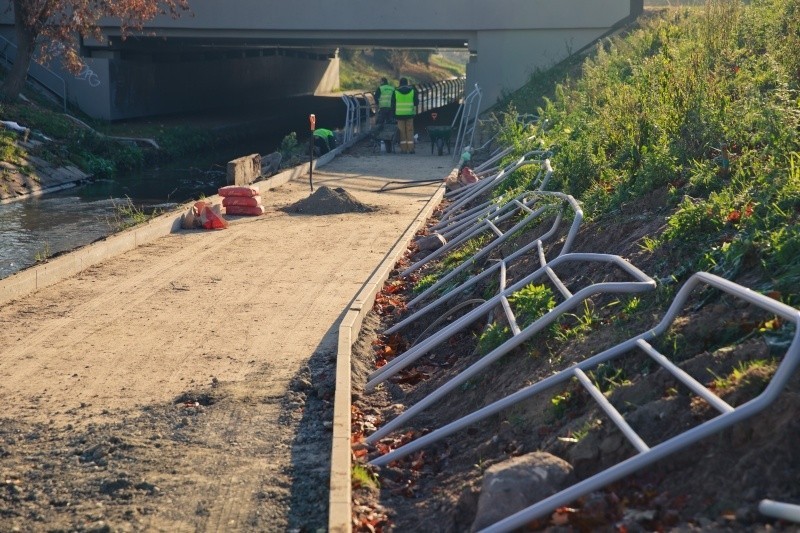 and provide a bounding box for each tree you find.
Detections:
[0,0,190,103]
